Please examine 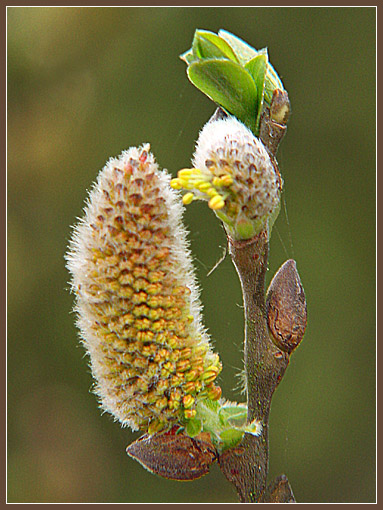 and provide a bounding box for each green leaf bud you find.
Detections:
[192,29,239,62]
[181,29,286,135]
